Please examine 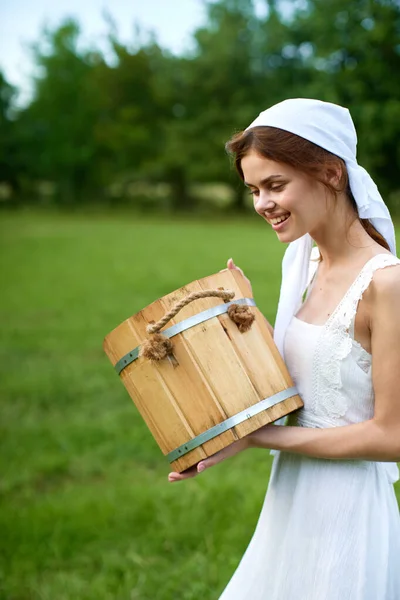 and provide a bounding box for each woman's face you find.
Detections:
[241,149,333,242]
